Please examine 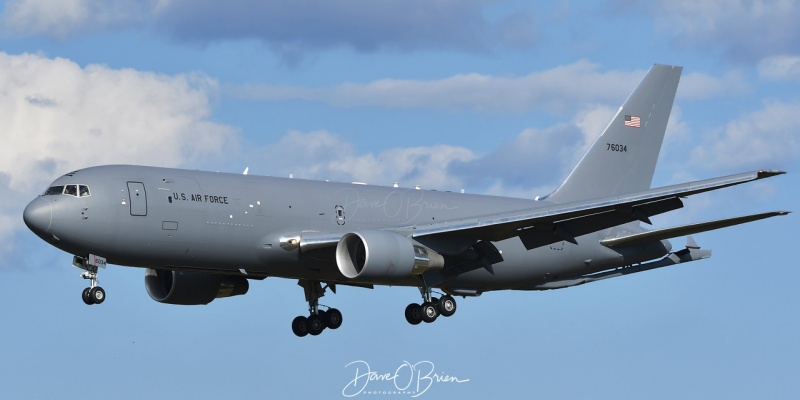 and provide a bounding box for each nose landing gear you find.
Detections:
[74,255,106,305]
